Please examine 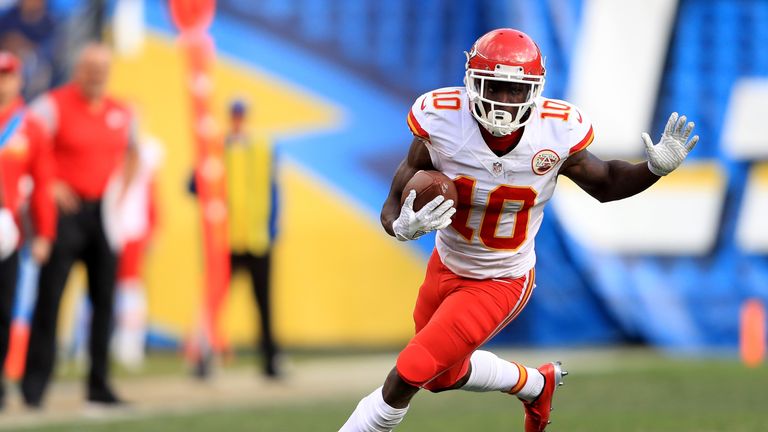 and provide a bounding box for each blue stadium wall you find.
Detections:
[38,0,763,352]
[191,0,767,352]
